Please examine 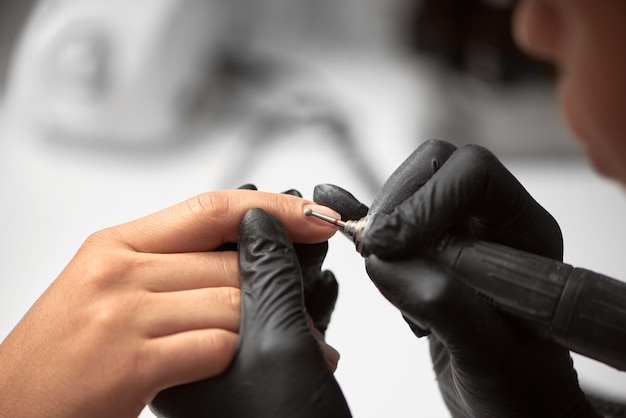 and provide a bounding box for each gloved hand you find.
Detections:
[149,208,351,418]
[282,188,340,337]
[221,185,339,340]
[315,139,600,418]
